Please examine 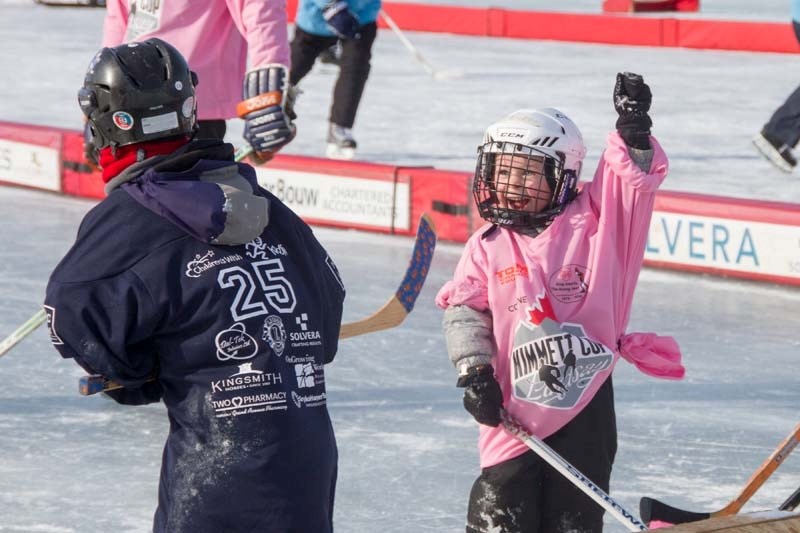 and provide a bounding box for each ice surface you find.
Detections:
[0,2,798,532]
